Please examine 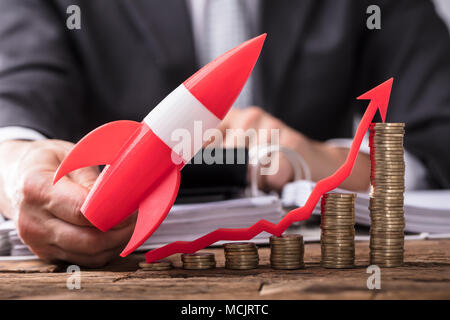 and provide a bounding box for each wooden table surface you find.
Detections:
[0,239,449,299]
